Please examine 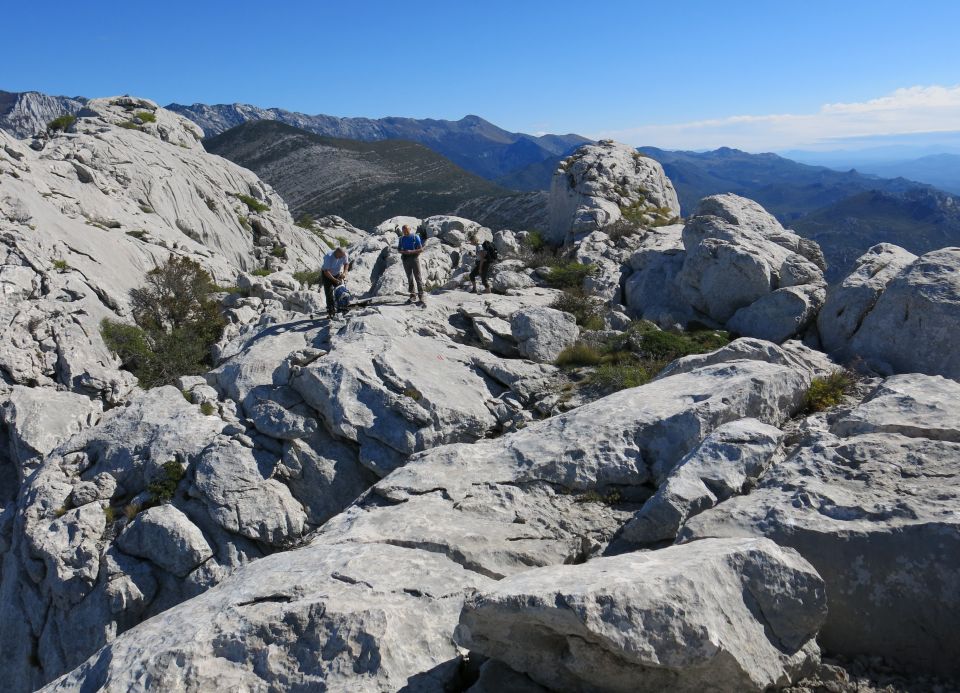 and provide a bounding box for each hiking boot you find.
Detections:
[418,294,426,306]
[484,286,492,294]
[405,296,415,305]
